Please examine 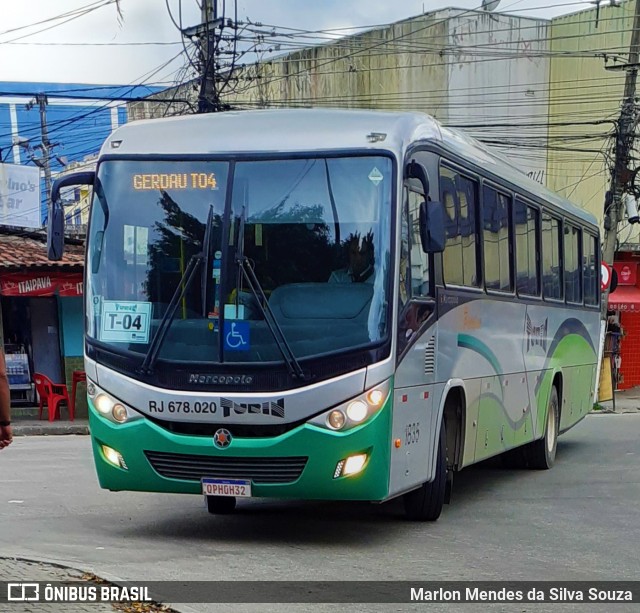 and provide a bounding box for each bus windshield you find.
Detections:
[85,156,394,367]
